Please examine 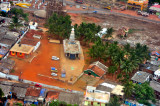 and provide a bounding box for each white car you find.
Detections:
[83,6,86,9]
[52,56,59,60]
[51,72,57,76]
